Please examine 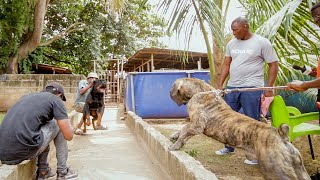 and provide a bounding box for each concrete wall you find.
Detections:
[0,74,85,112]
